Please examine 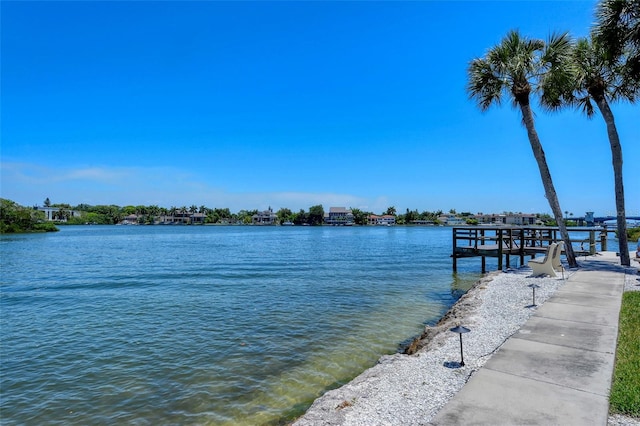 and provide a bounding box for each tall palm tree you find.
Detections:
[595,0,638,266]
[595,0,639,87]
[467,30,578,267]
[543,35,634,266]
